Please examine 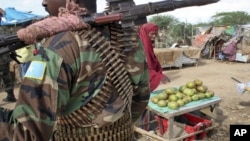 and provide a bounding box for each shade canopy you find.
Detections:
[1,7,45,26]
